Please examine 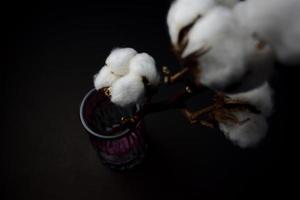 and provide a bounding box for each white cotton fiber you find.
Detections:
[236,41,274,92]
[183,6,253,90]
[227,82,273,117]
[215,0,239,8]
[110,74,145,107]
[105,48,137,76]
[182,6,236,57]
[129,53,160,86]
[93,66,119,90]
[167,0,216,45]
[234,0,300,64]
[219,111,268,148]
